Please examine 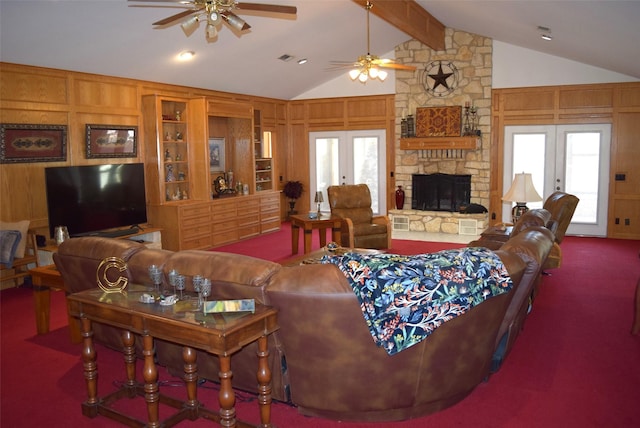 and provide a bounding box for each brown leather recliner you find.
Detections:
[469,208,552,250]
[541,191,579,269]
[327,184,391,249]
